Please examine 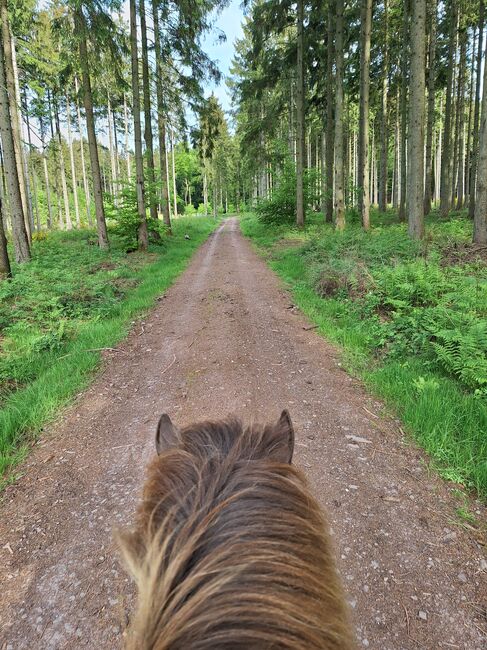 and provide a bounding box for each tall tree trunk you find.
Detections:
[152,0,171,231]
[47,89,62,228]
[11,28,33,237]
[0,0,31,242]
[74,77,92,225]
[66,95,80,227]
[295,0,305,227]
[379,0,389,213]
[398,3,409,221]
[456,28,467,209]
[358,0,372,229]
[0,36,30,262]
[407,0,426,239]
[465,27,476,204]
[123,94,131,180]
[469,0,484,218]
[39,113,53,228]
[423,0,437,215]
[139,0,157,221]
[129,0,148,249]
[334,0,345,230]
[107,95,118,206]
[22,90,39,231]
[473,26,487,243]
[0,193,11,278]
[54,98,72,230]
[393,88,400,209]
[171,130,178,218]
[74,7,109,248]
[440,1,457,217]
